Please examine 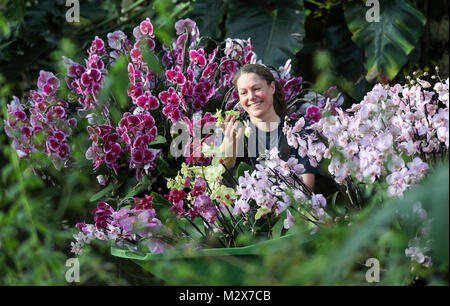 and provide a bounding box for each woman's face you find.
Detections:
[236,72,276,120]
